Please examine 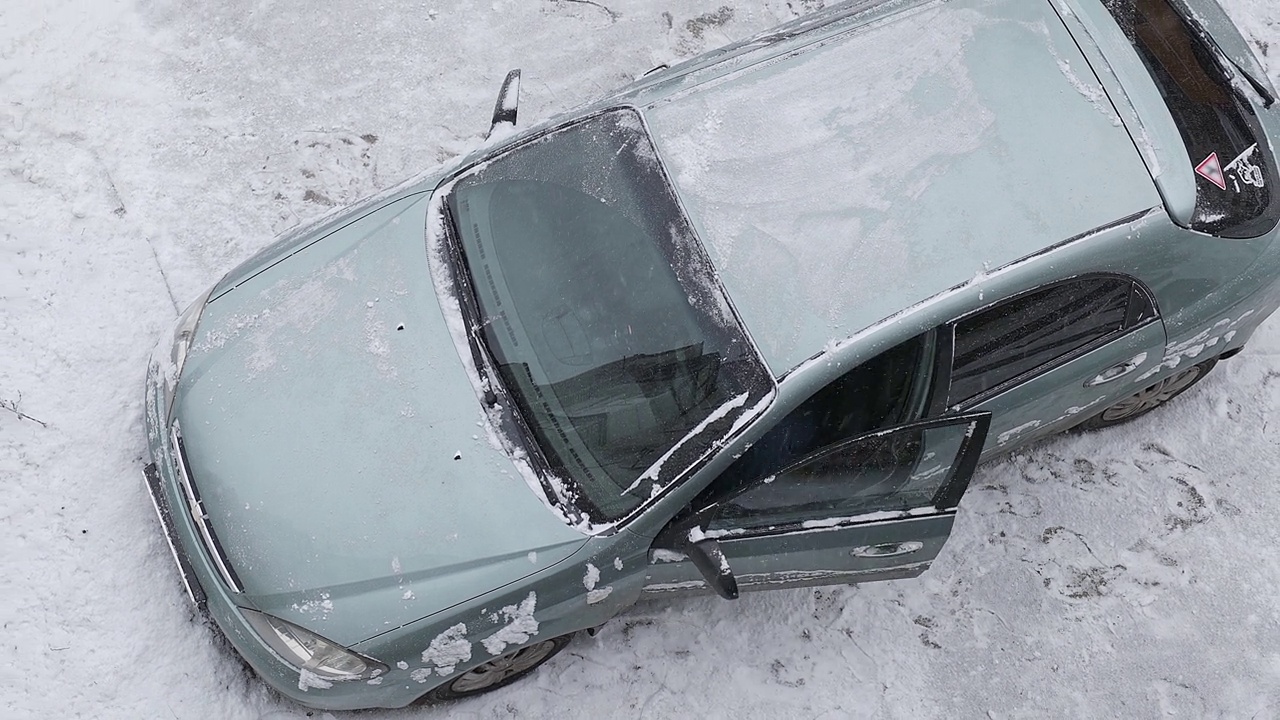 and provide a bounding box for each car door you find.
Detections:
[643,412,990,596]
[942,274,1167,458]
[641,332,991,597]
